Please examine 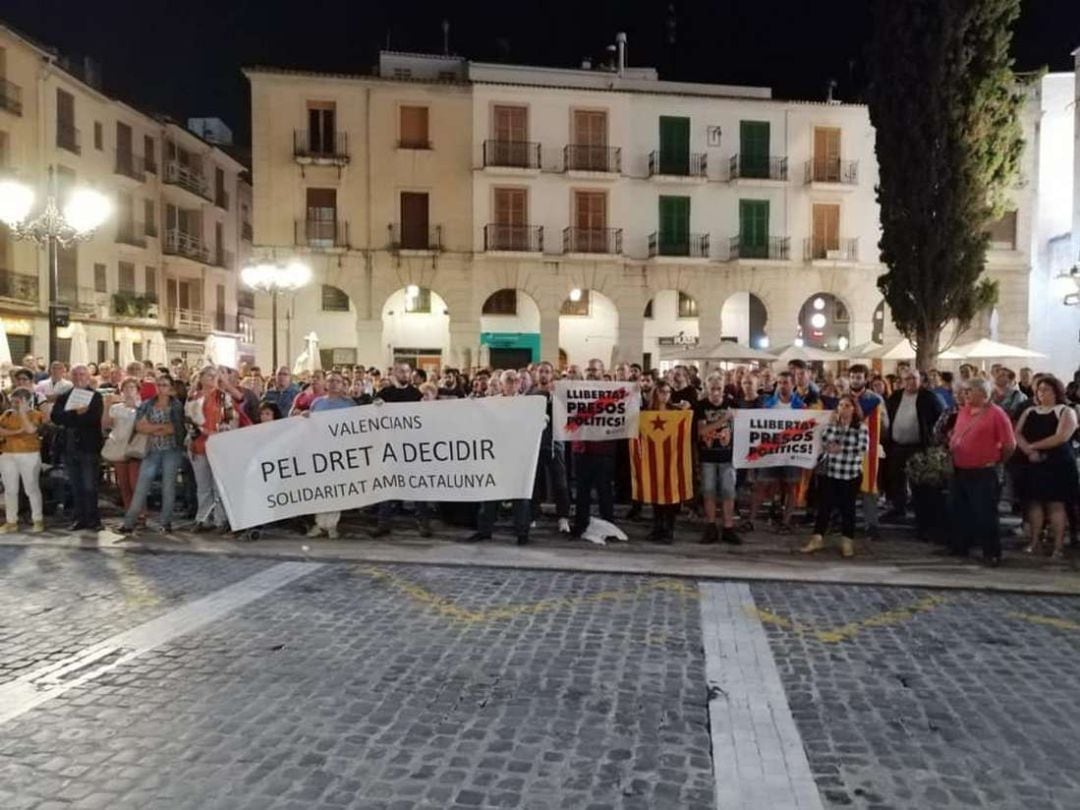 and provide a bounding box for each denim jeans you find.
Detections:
[532,444,570,520]
[573,453,615,534]
[478,499,530,538]
[190,452,226,527]
[950,467,1001,559]
[123,448,182,529]
[64,451,101,527]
